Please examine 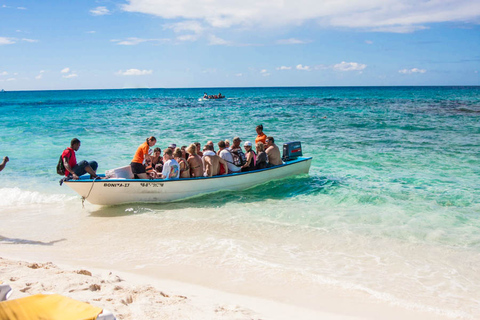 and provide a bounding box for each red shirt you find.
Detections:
[61,147,76,176]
